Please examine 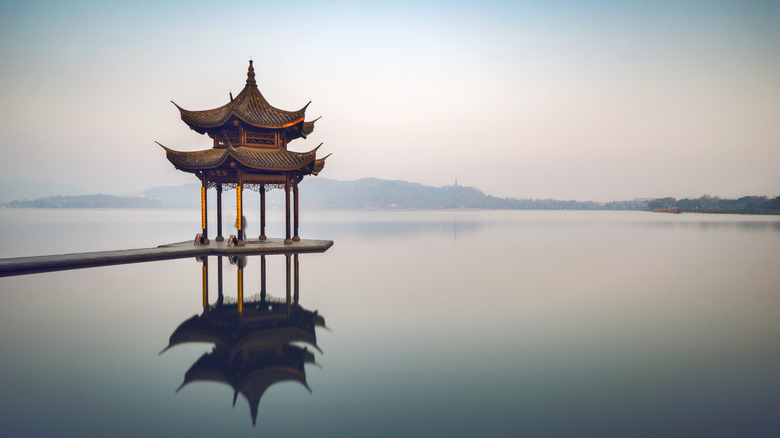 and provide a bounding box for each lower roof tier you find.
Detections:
[158,143,329,176]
